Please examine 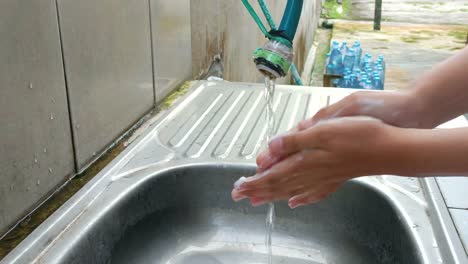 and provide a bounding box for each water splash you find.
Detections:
[264,76,276,264]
